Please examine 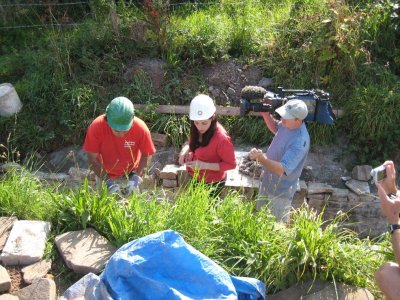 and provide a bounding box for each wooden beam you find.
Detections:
[134,104,343,117]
